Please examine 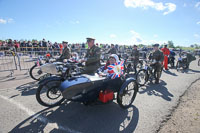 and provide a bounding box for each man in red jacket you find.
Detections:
[161,45,170,70]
